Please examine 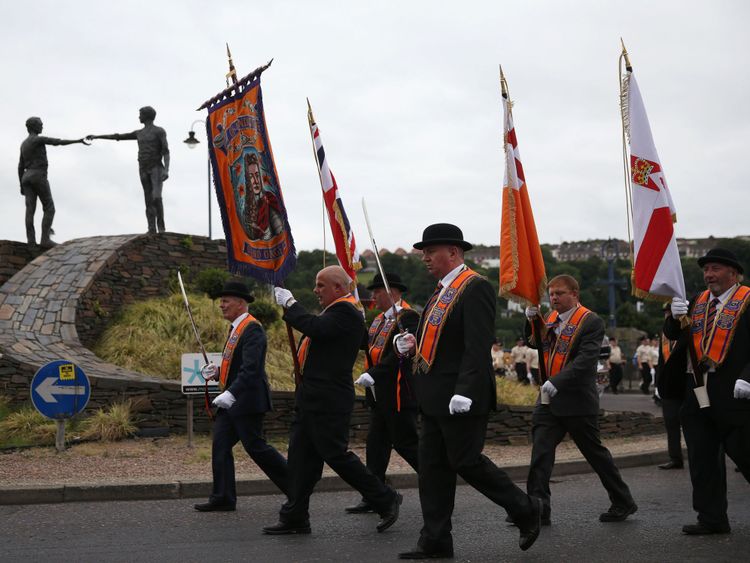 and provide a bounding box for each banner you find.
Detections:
[307,107,361,284]
[622,65,685,301]
[206,77,296,283]
[499,87,547,306]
